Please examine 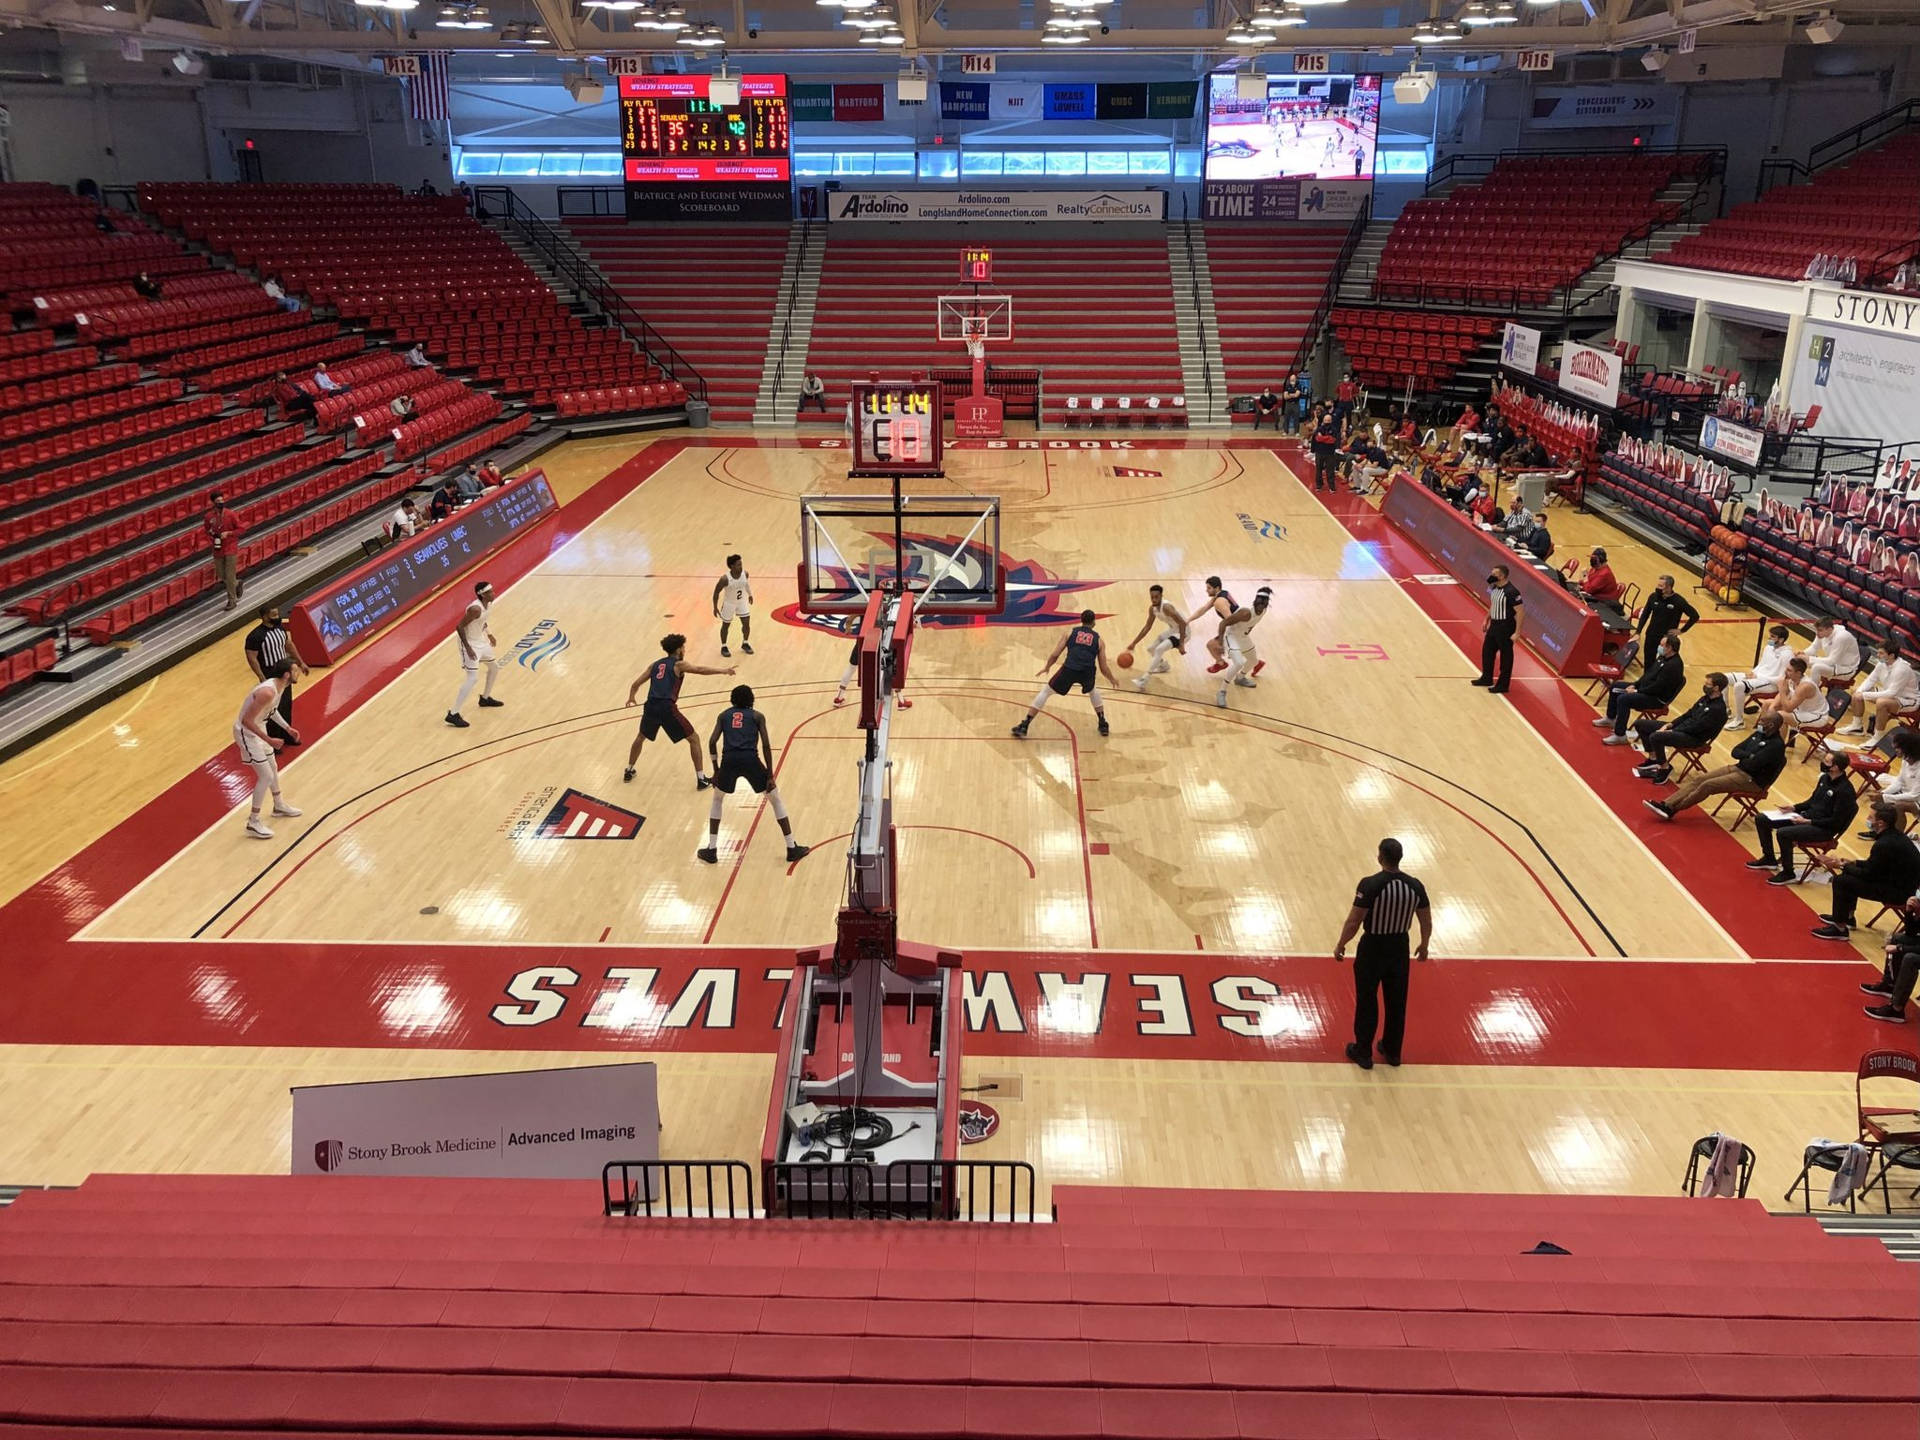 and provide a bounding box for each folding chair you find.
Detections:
[1865,1143,1920,1212]
[1711,790,1764,831]
[1784,1141,1866,1213]
[1856,1048,1920,1149]
[1680,1134,1754,1198]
